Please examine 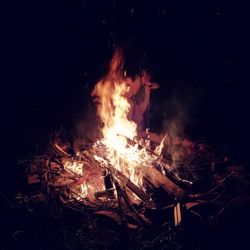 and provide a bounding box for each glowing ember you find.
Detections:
[64,161,83,176]
[64,159,106,200]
